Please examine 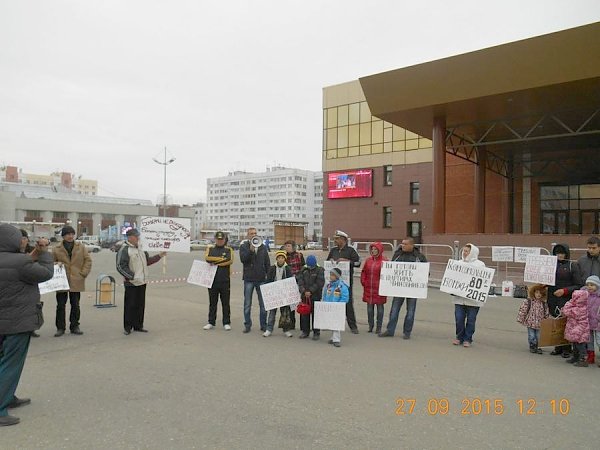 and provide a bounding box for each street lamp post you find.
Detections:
[153,147,176,217]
